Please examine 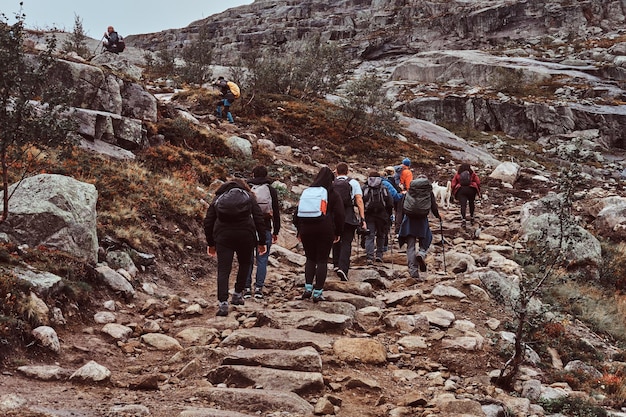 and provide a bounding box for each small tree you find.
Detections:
[495,163,581,389]
[0,10,75,224]
[337,73,399,138]
[62,14,89,58]
[178,25,214,84]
